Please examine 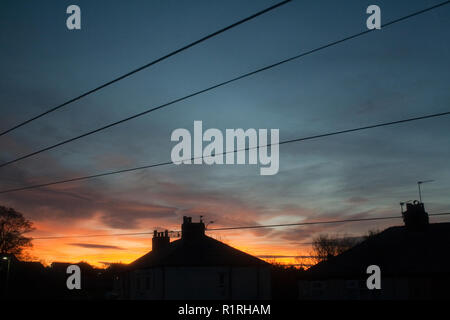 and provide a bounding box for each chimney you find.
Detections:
[152,229,170,252]
[181,216,205,241]
[402,200,429,231]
